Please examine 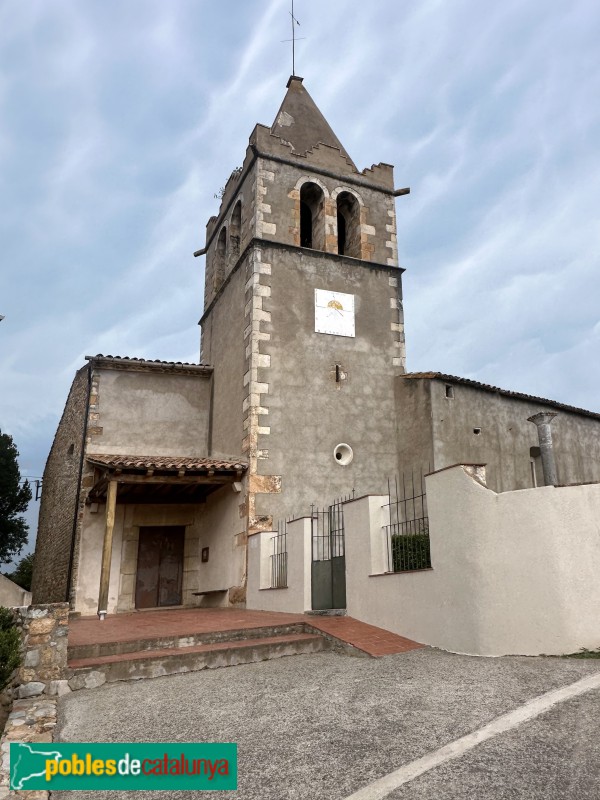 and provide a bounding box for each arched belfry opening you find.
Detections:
[230,200,241,260]
[300,182,325,251]
[336,191,361,258]
[213,226,227,291]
